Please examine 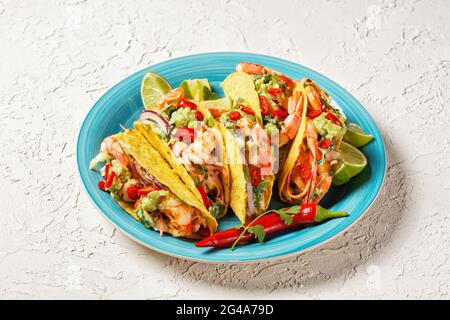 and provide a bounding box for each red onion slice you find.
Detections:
[139,110,170,134]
